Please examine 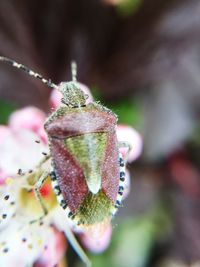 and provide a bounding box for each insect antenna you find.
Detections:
[0,56,58,89]
[71,61,77,82]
